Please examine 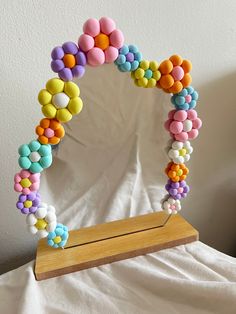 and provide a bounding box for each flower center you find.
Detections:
[24,200,32,208]
[179,148,187,156]
[171,66,184,81]
[20,178,31,188]
[144,69,152,79]
[63,54,76,68]
[29,152,41,162]
[54,236,62,244]
[170,205,176,210]
[178,187,184,193]
[94,33,109,50]
[35,219,47,230]
[185,95,192,103]
[52,93,70,109]
[44,128,55,138]
[177,169,183,176]
[126,52,134,62]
